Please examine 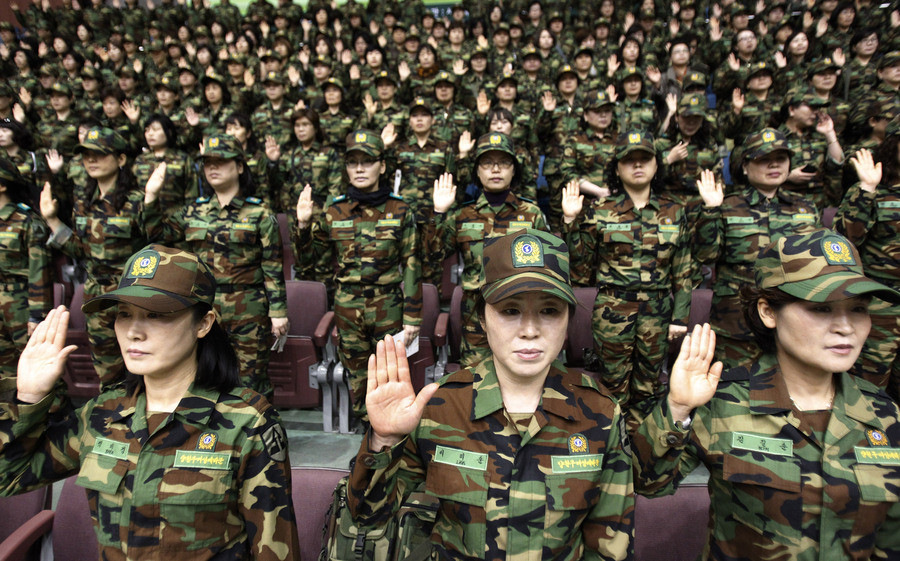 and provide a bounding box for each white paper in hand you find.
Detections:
[392,332,419,357]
